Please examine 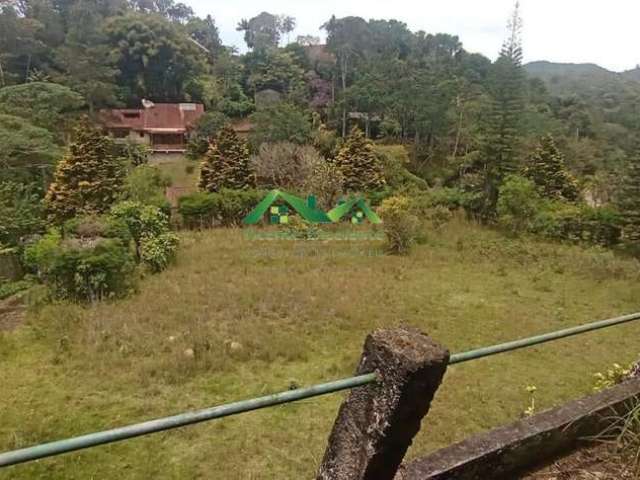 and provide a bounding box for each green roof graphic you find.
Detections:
[242,190,332,225]
[327,196,382,224]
